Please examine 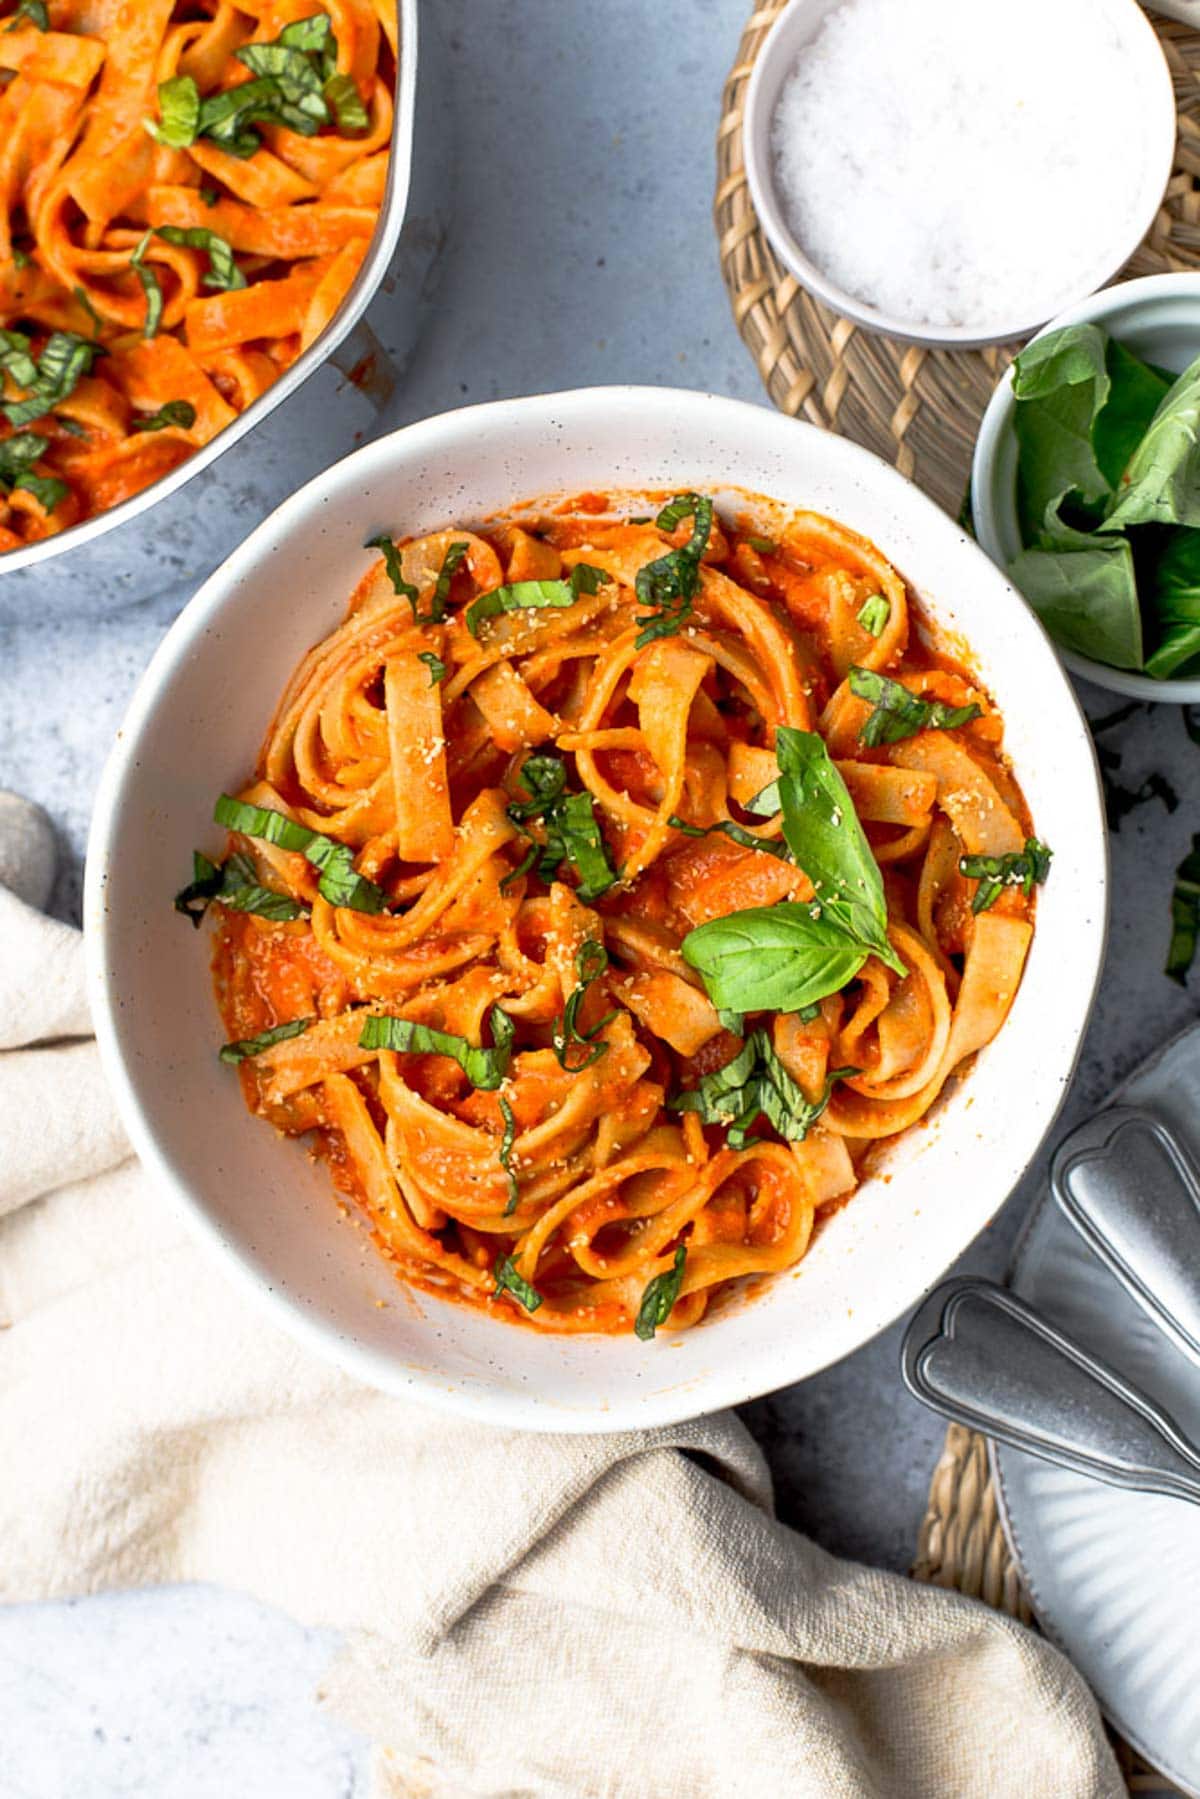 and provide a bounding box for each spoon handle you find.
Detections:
[902,1278,1200,1504]
[1052,1106,1200,1365]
